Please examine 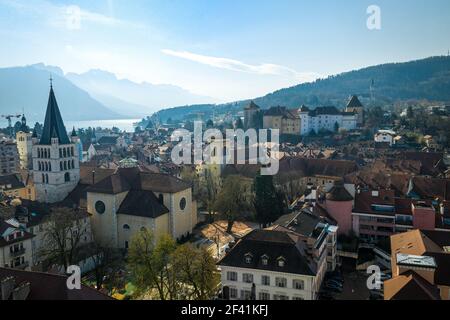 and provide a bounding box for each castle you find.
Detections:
[31,82,80,203]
